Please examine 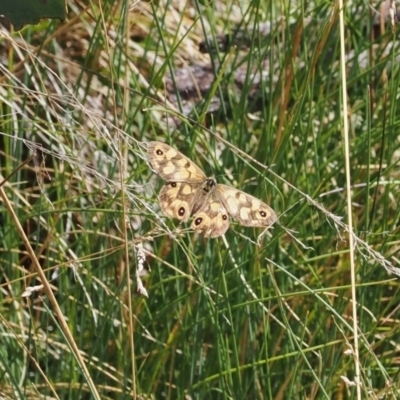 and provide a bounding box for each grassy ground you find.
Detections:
[1,0,400,399]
